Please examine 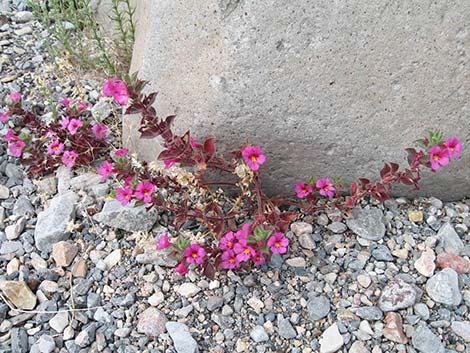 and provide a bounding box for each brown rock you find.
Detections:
[0,281,37,310]
[383,312,408,344]
[71,259,87,278]
[52,241,78,267]
[436,253,470,274]
[137,307,167,336]
[408,210,423,223]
